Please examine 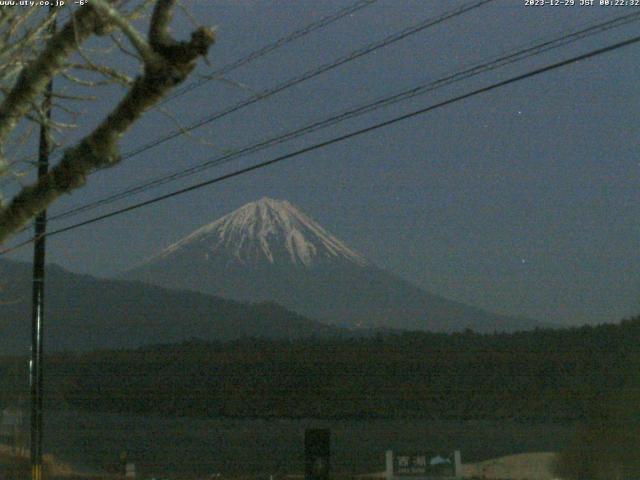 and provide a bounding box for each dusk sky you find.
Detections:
[5,0,640,327]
